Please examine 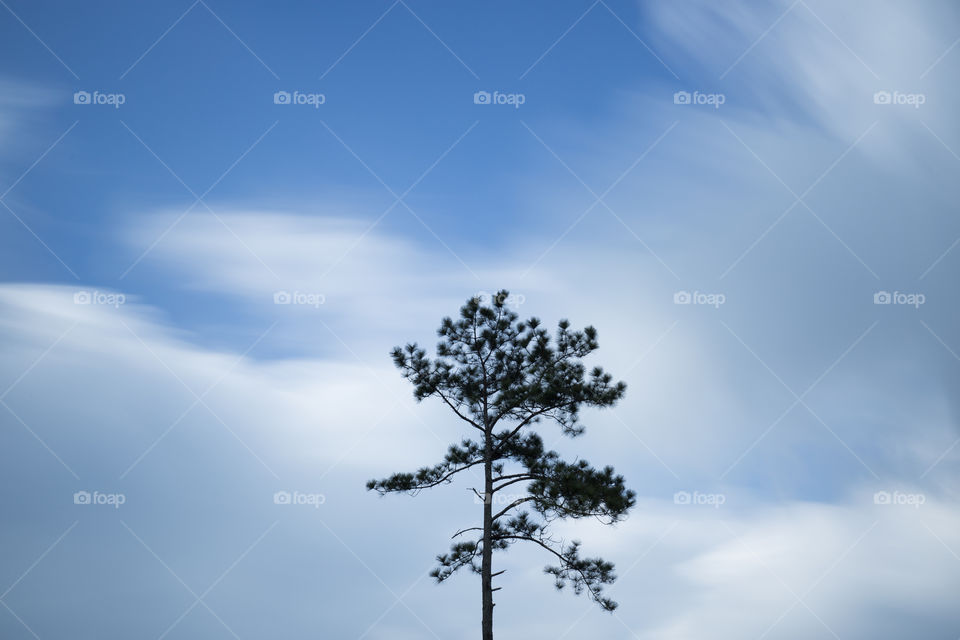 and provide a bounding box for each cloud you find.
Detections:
[0,283,484,637]
[645,0,959,149]
[0,77,61,163]
[119,175,960,489]
[122,210,532,351]
[649,496,960,638]
[2,253,958,637]
[3,0,960,636]
[0,283,442,482]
